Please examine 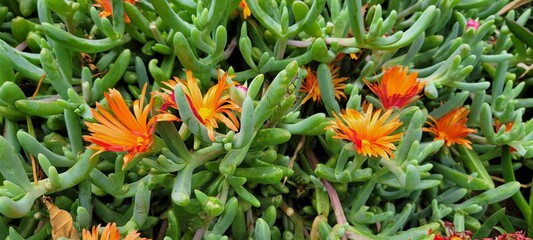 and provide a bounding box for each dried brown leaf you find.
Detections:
[43,196,80,240]
[498,0,532,15]
[310,215,327,240]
